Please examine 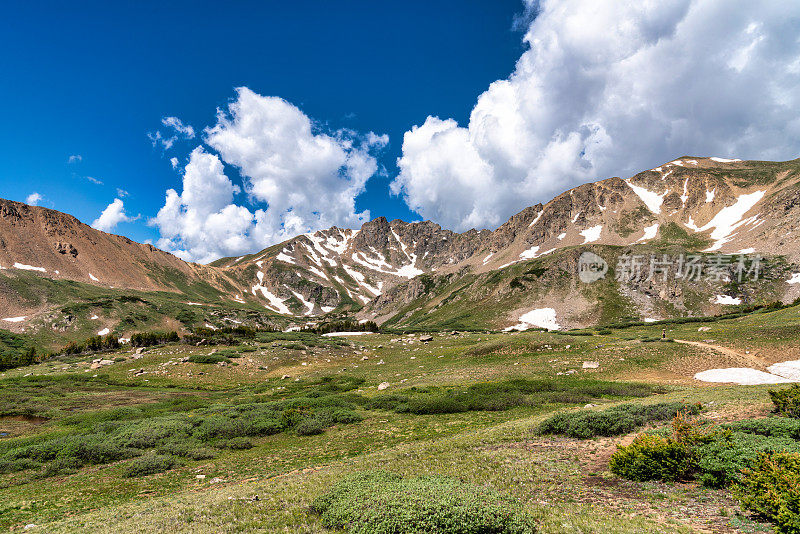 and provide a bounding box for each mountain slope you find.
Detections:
[220,156,800,325]
[3,156,800,333]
